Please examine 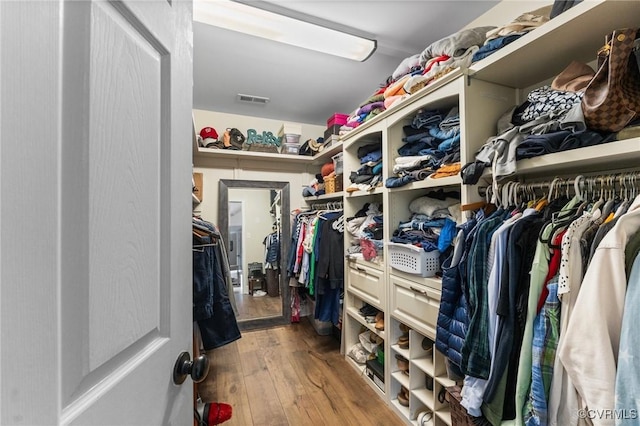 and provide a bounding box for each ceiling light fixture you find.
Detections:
[193,0,377,62]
